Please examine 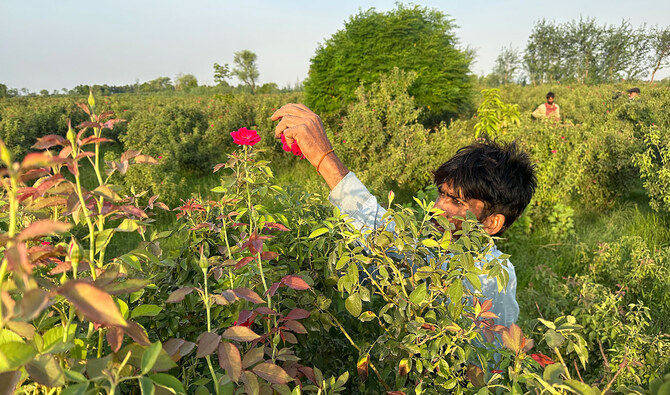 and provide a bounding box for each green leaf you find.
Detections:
[0,341,37,371]
[543,363,564,385]
[447,280,463,305]
[61,382,88,395]
[25,354,65,387]
[345,294,362,317]
[409,285,427,305]
[57,280,127,327]
[544,329,565,348]
[141,341,163,375]
[131,305,163,319]
[0,329,24,346]
[64,369,88,383]
[149,373,186,394]
[94,229,115,253]
[359,311,376,322]
[537,318,556,330]
[421,238,440,248]
[308,228,329,238]
[564,379,600,395]
[92,185,121,201]
[139,377,155,395]
[116,218,139,232]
